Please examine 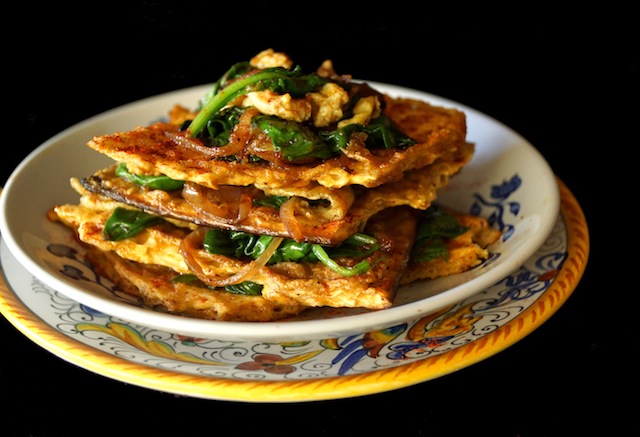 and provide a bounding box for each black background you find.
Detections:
[2,2,637,436]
